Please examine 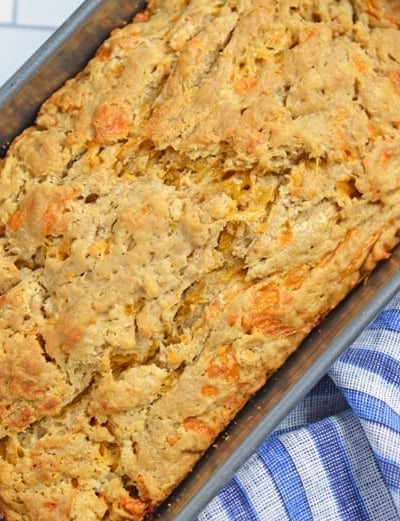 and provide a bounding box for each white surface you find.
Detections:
[0,0,83,86]
[16,0,82,28]
[0,0,14,24]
